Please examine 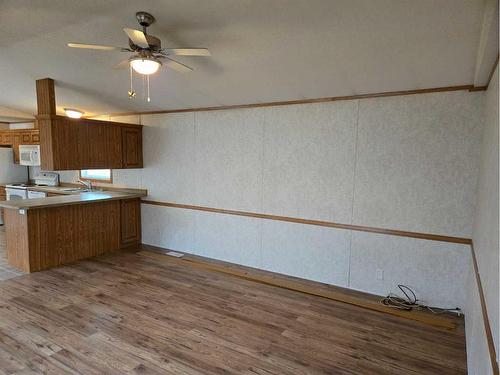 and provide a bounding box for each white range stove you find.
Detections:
[1,172,60,225]
[5,172,60,200]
